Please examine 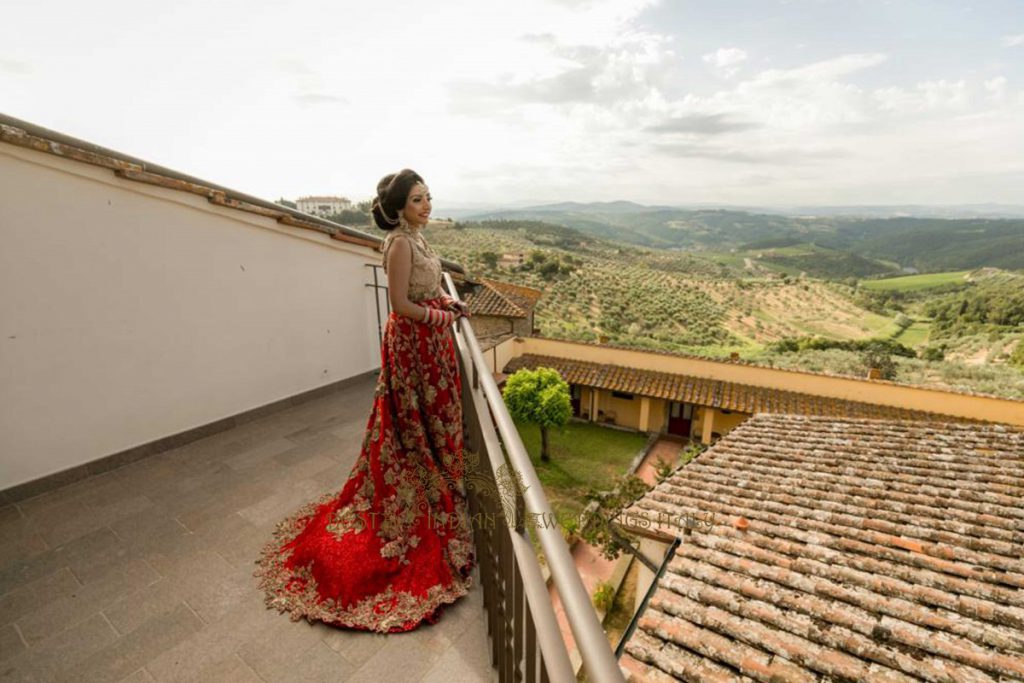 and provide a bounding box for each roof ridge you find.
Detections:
[746,411,1024,432]
[510,352,999,425]
[480,276,544,297]
[473,279,527,316]
[527,333,1024,405]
